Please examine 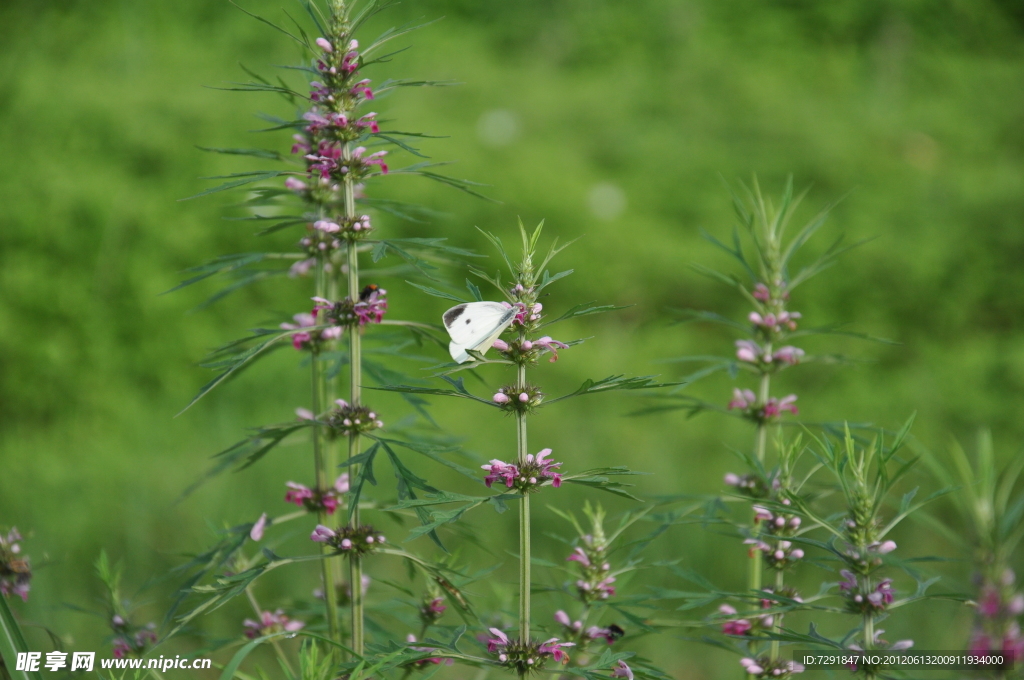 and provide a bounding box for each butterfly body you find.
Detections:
[442,301,516,363]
